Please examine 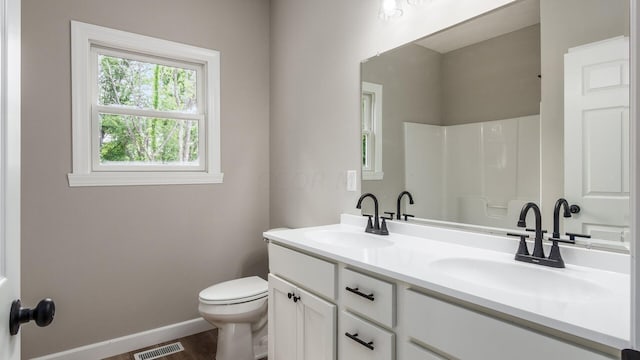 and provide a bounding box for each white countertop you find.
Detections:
[264,214,630,350]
